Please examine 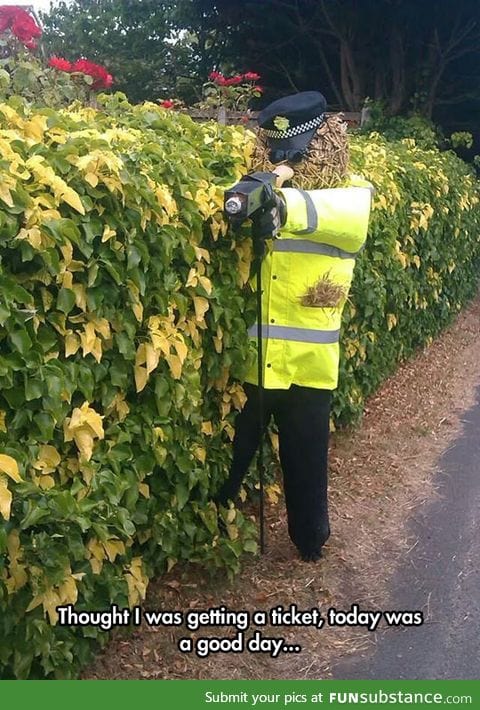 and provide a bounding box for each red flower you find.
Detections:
[208,71,222,81]
[244,72,261,81]
[213,73,227,86]
[0,6,21,32]
[224,75,244,86]
[160,99,174,109]
[49,56,73,72]
[11,12,42,43]
[23,37,38,50]
[71,58,113,90]
[255,86,264,94]
[0,6,42,48]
